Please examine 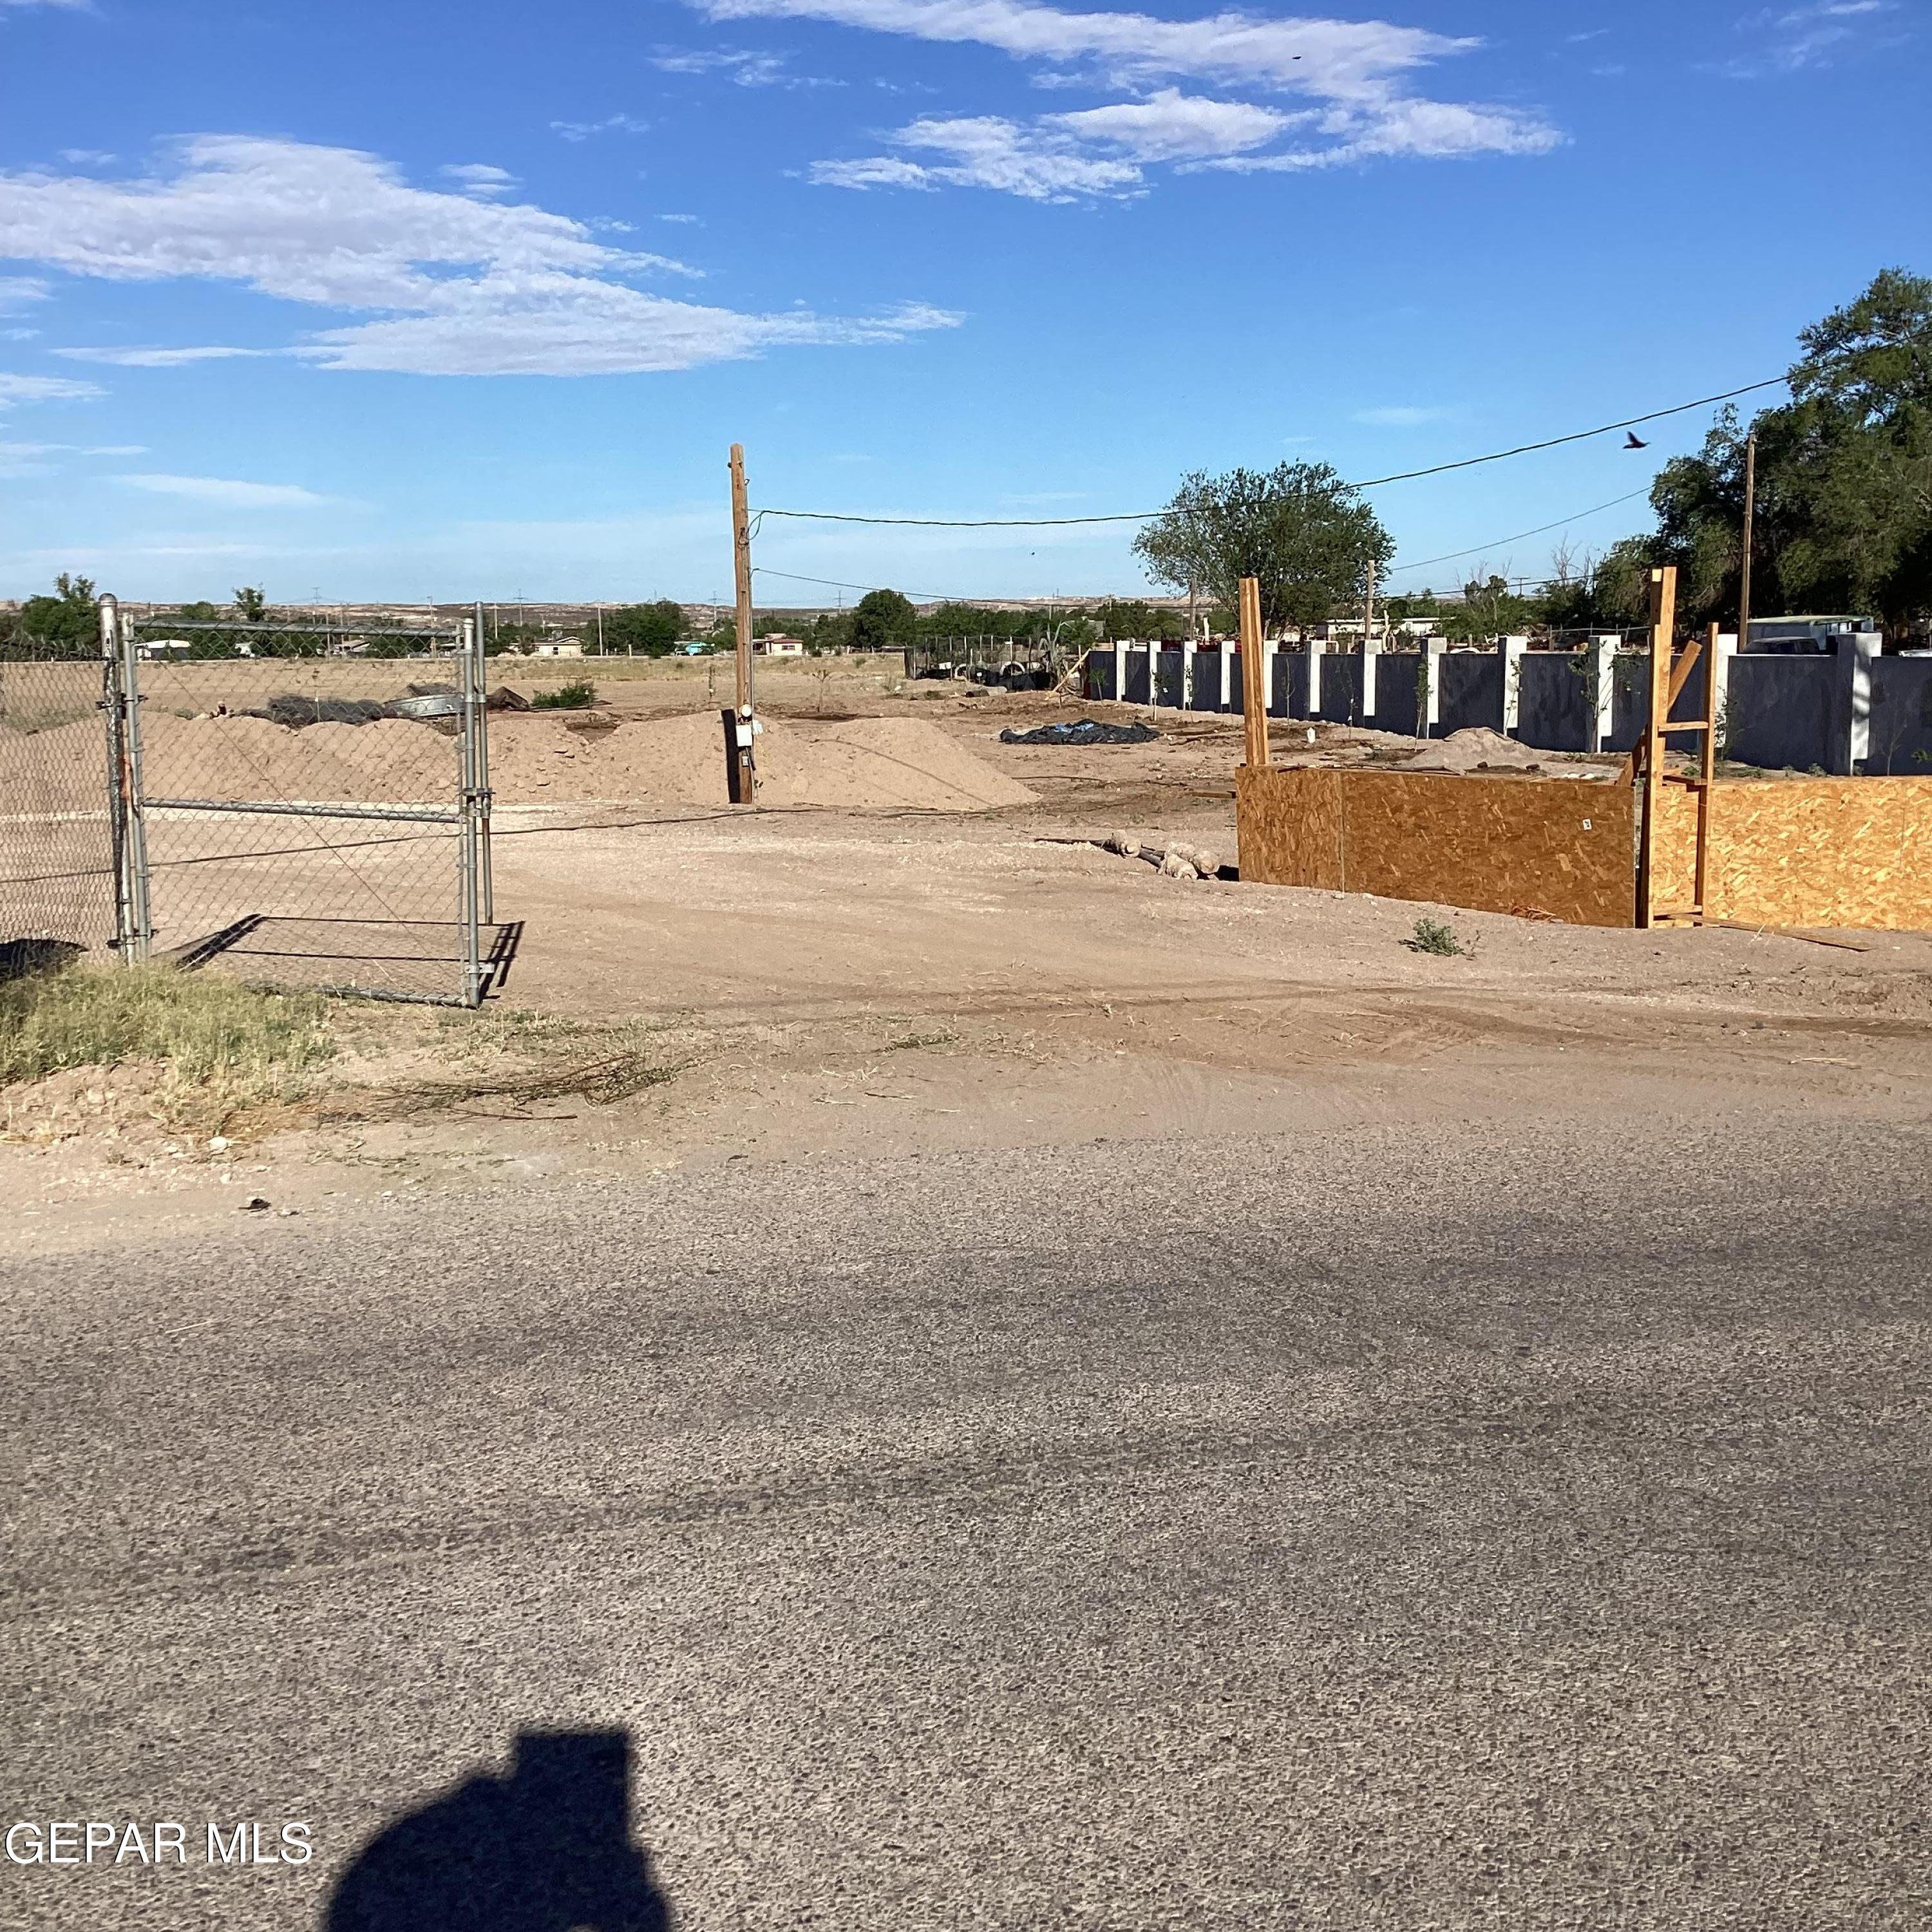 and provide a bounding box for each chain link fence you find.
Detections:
[0,650,122,969]
[1,601,502,1004]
